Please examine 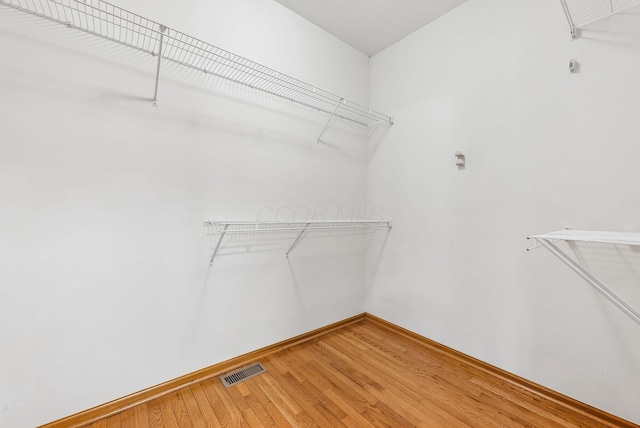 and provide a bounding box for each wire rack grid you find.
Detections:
[204,220,392,234]
[204,220,392,265]
[561,0,640,29]
[0,0,393,126]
